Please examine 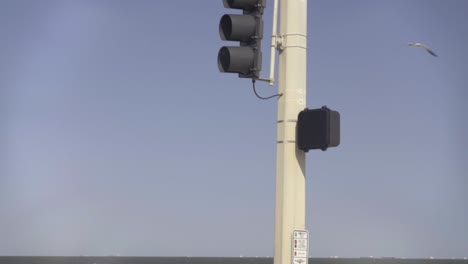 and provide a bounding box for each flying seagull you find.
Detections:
[408,42,438,57]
